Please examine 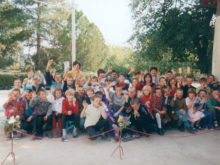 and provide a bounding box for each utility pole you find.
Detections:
[72,0,76,64]
[212,0,220,80]
[36,1,41,70]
